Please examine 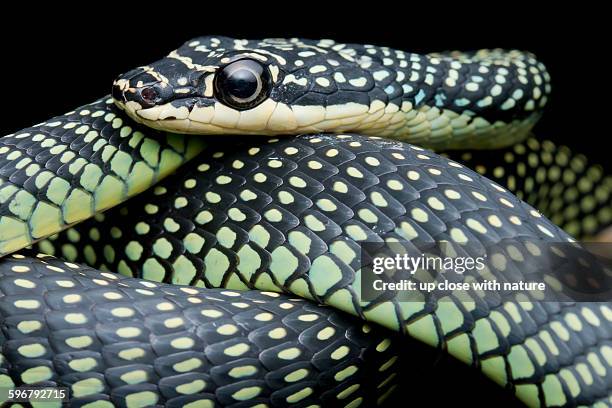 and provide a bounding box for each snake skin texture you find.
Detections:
[0,36,609,407]
[0,98,205,256]
[113,37,550,150]
[0,252,412,407]
[446,137,612,239]
[39,133,612,407]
